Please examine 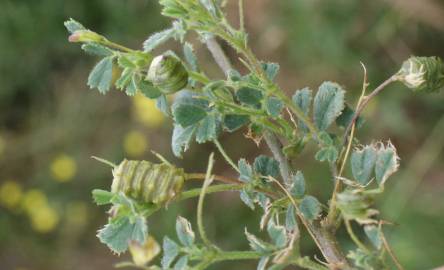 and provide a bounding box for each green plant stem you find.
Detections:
[213,139,239,173]
[292,257,330,270]
[178,184,242,201]
[214,250,262,261]
[197,154,215,247]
